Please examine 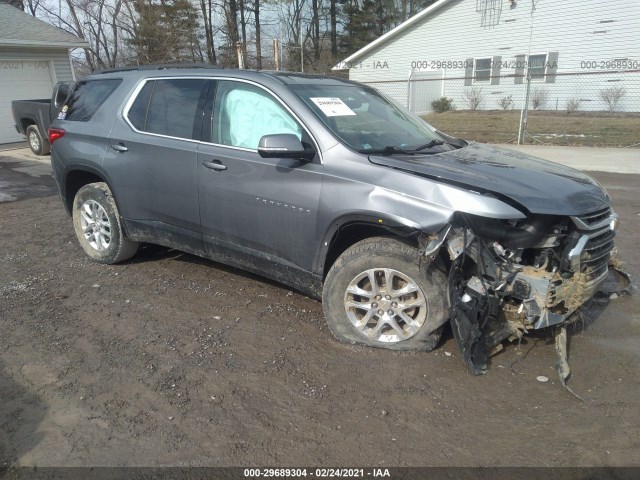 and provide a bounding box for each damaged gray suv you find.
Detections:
[49,67,618,375]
